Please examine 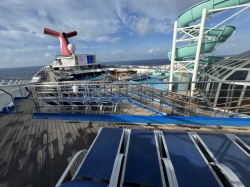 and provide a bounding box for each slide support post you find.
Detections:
[191,8,207,96]
[169,21,178,91]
